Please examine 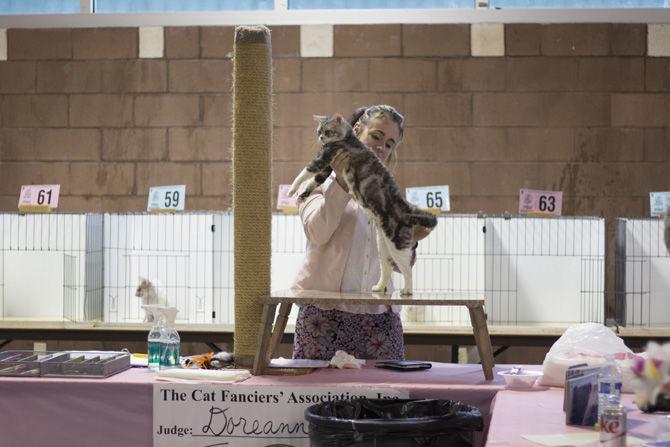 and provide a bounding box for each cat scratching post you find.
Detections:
[232,25,272,369]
